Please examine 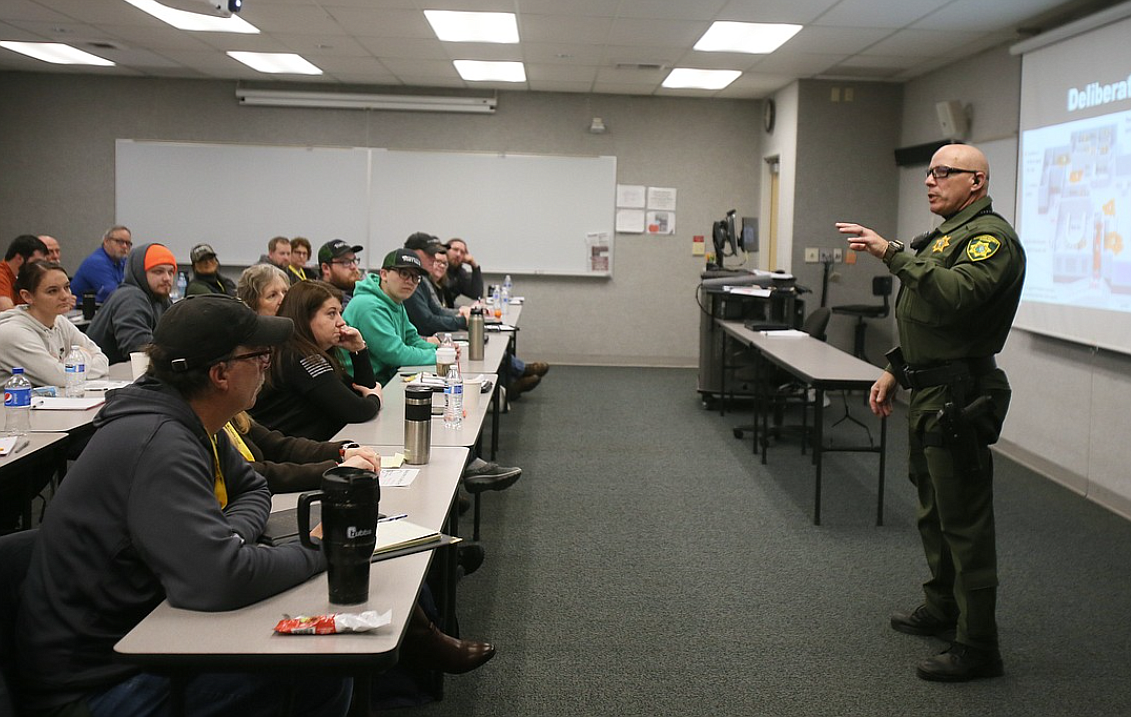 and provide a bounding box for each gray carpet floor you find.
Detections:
[419,365,1131,716]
